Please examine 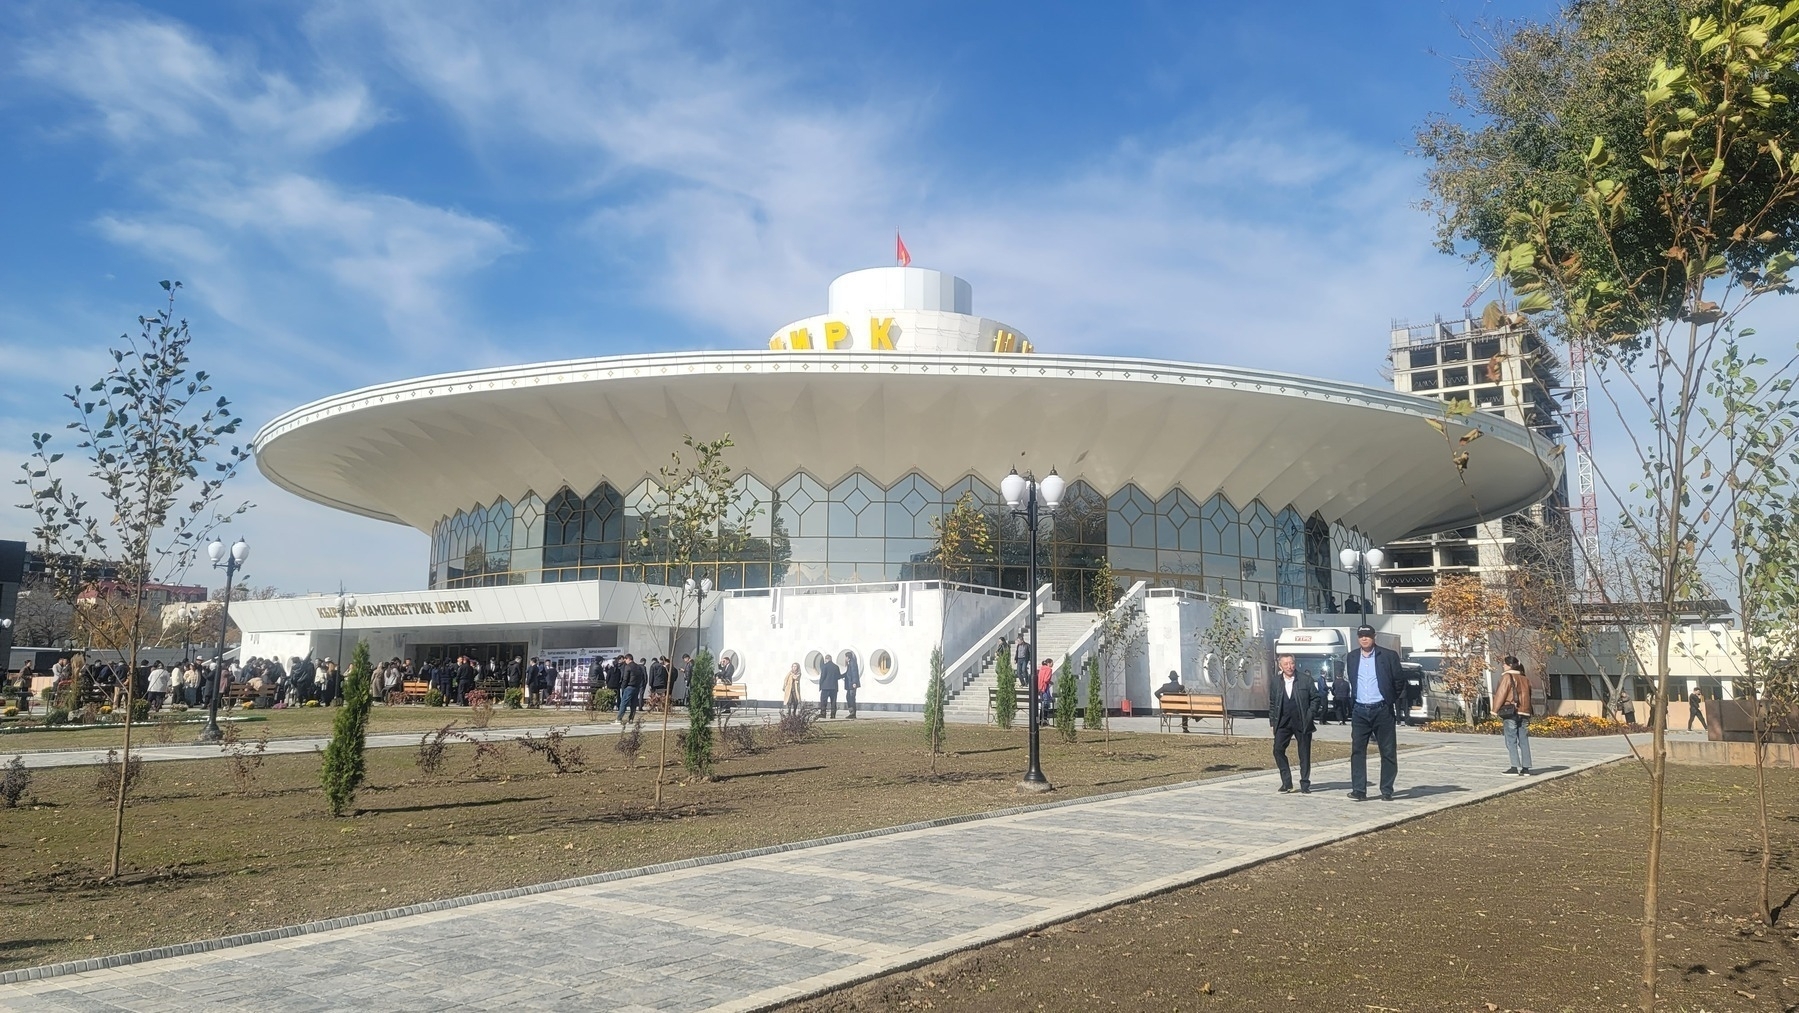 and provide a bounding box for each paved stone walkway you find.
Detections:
[0,733,1629,1012]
